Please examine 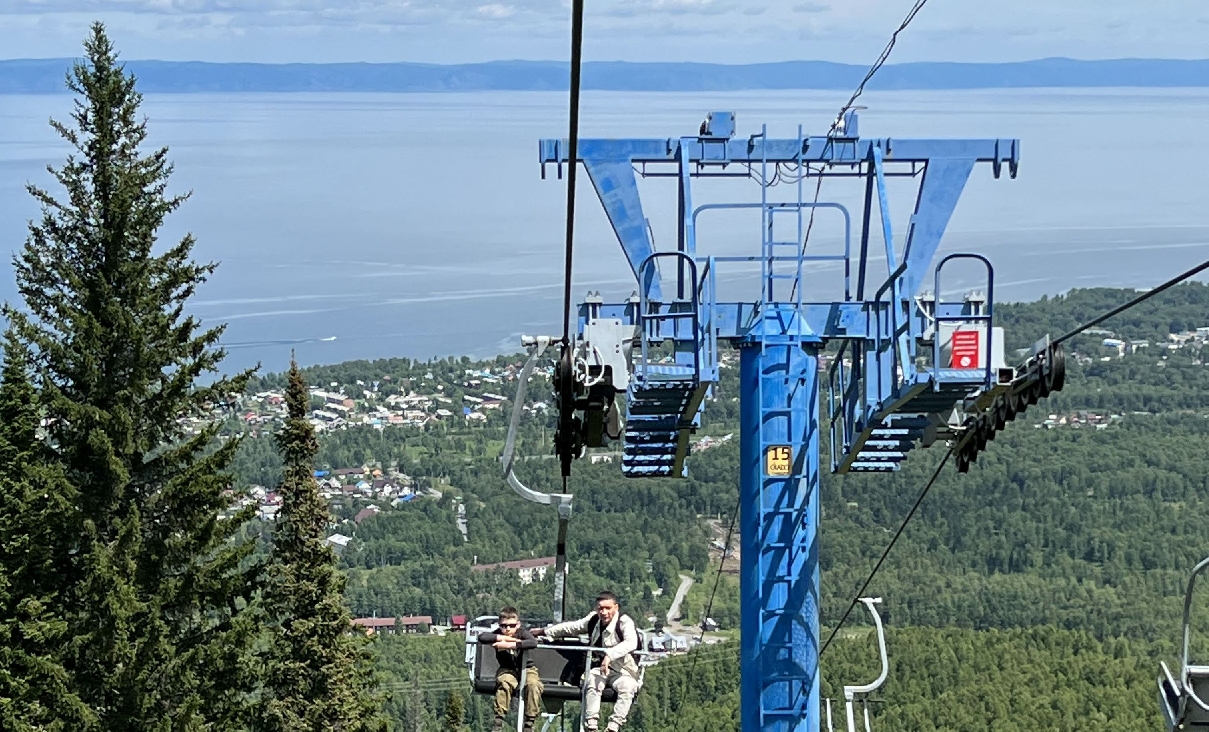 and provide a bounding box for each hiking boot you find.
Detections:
[606,724,622,732]
[522,717,537,732]
[490,716,506,732]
